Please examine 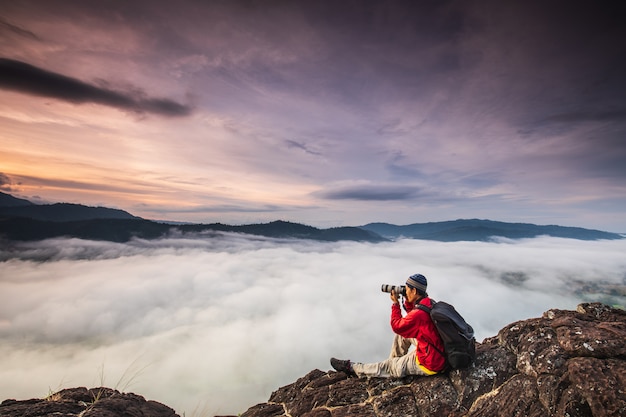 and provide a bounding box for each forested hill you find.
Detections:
[0,191,138,221]
[0,202,138,222]
[0,192,622,243]
[0,217,385,243]
[360,219,623,241]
